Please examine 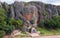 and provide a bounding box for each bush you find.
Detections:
[38,21,44,28]
[0,7,14,35]
[4,25,15,34]
[16,20,23,29]
[53,16,60,28]
[0,30,5,38]
[0,24,15,35]
[8,19,23,29]
[44,16,60,29]
[44,19,56,29]
[30,20,34,24]
[38,16,60,29]
[9,19,17,25]
[0,7,6,21]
